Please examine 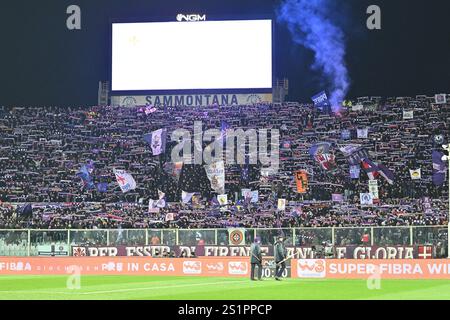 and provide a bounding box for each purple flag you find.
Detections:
[432,150,447,186]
